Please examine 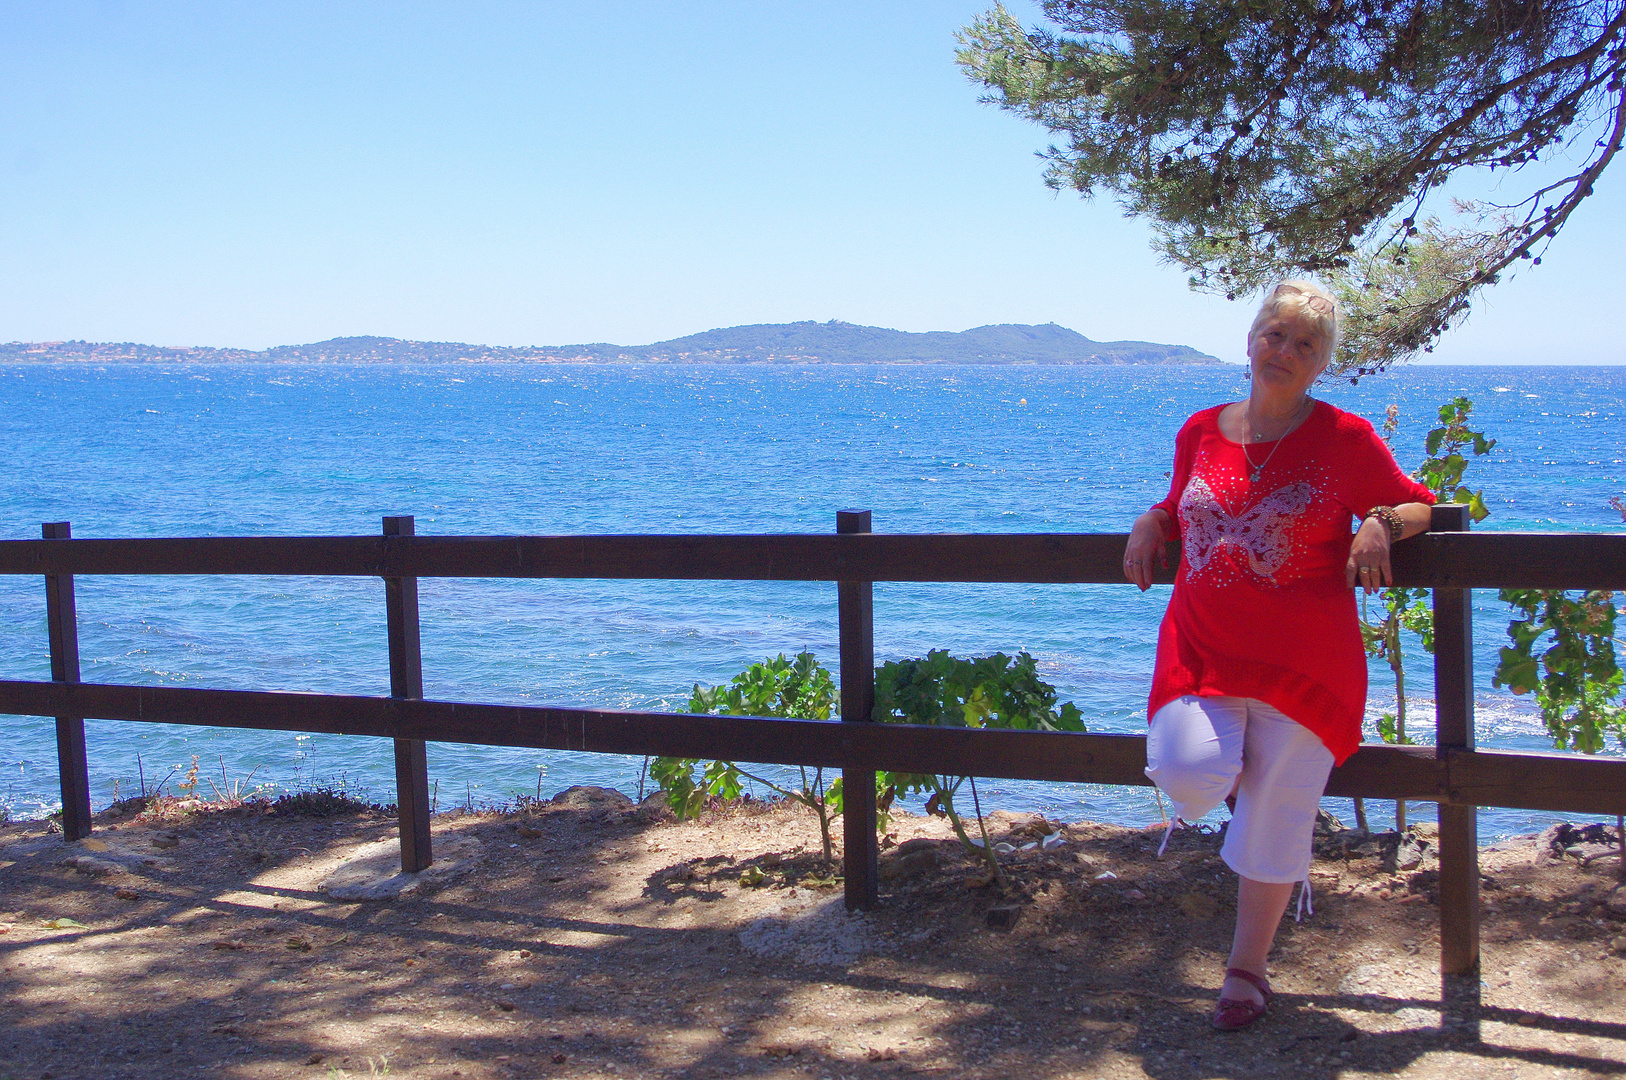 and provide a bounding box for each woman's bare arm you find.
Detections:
[1347,501,1433,592]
